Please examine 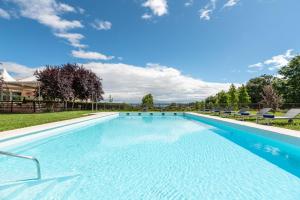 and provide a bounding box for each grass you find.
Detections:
[1,110,299,132]
[0,111,94,132]
[198,111,300,131]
